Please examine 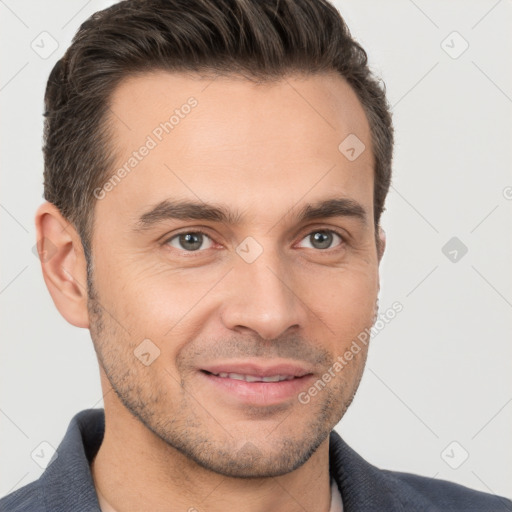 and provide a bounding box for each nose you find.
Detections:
[219,247,305,341]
